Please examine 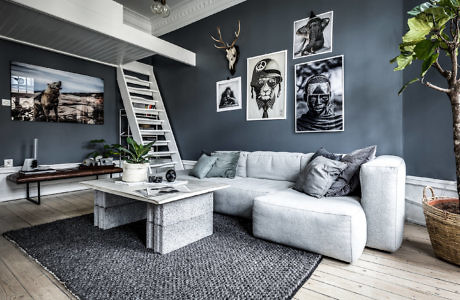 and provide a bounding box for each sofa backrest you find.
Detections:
[243,151,312,182]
